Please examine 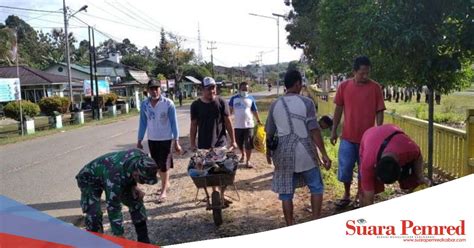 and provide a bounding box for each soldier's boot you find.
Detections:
[85,214,104,233]
[134,221,150,243]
